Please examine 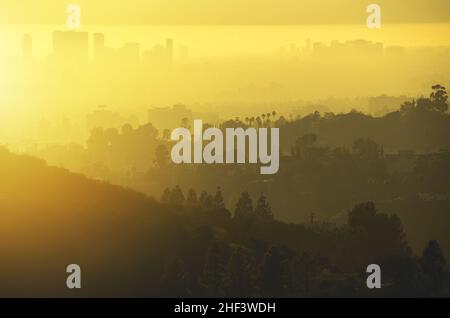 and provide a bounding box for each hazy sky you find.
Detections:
[1,0,450,25]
